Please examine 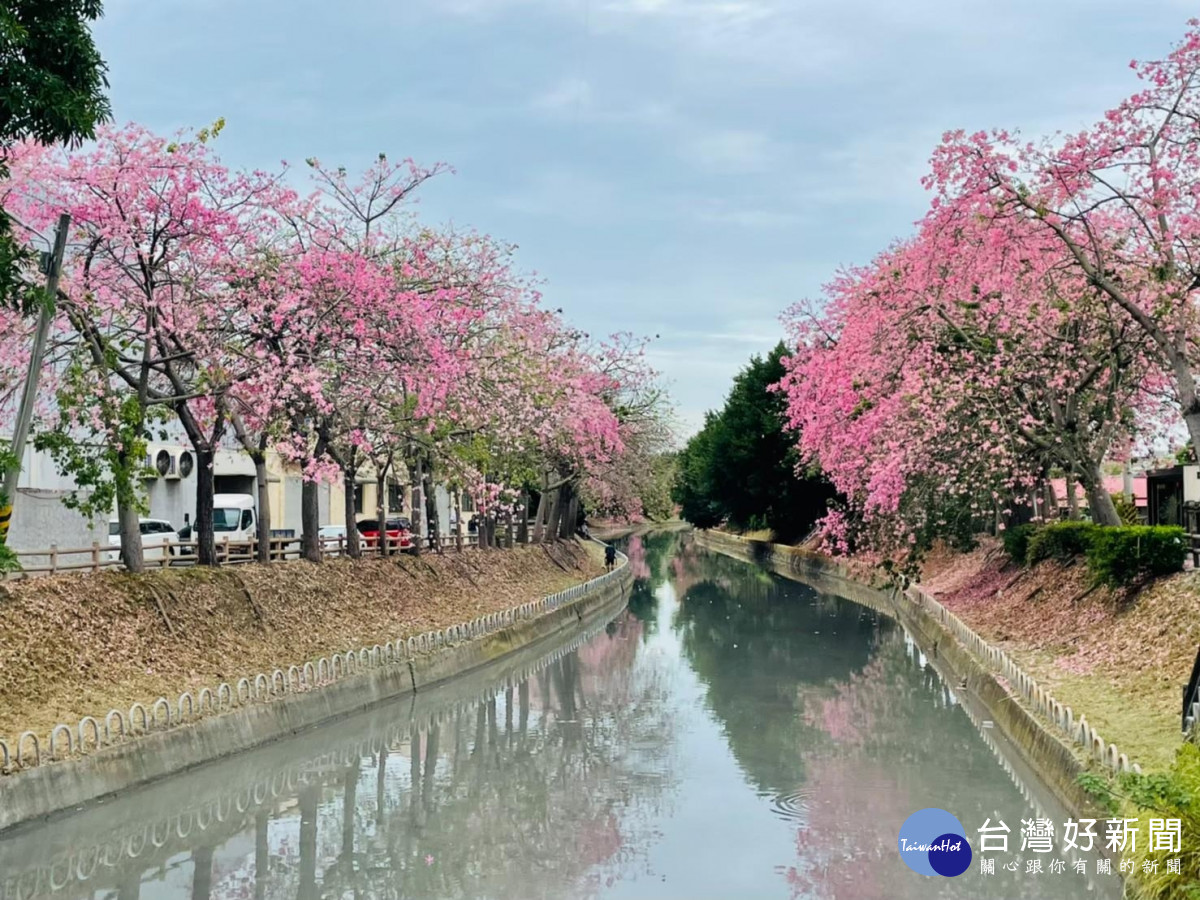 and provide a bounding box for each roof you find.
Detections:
[1049,475,1147,506]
